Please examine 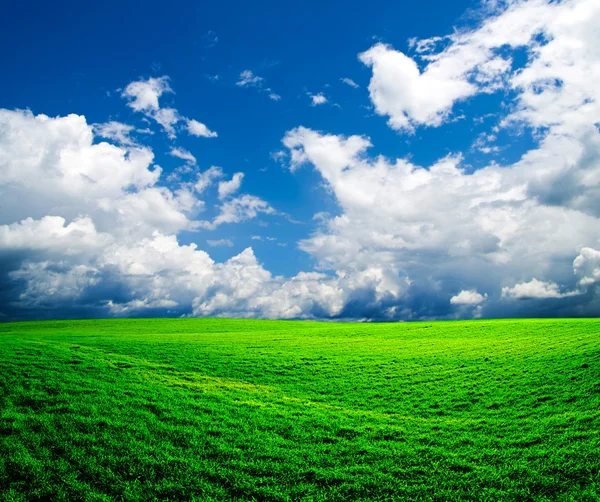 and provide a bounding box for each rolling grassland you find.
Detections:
[0,318,599,501]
